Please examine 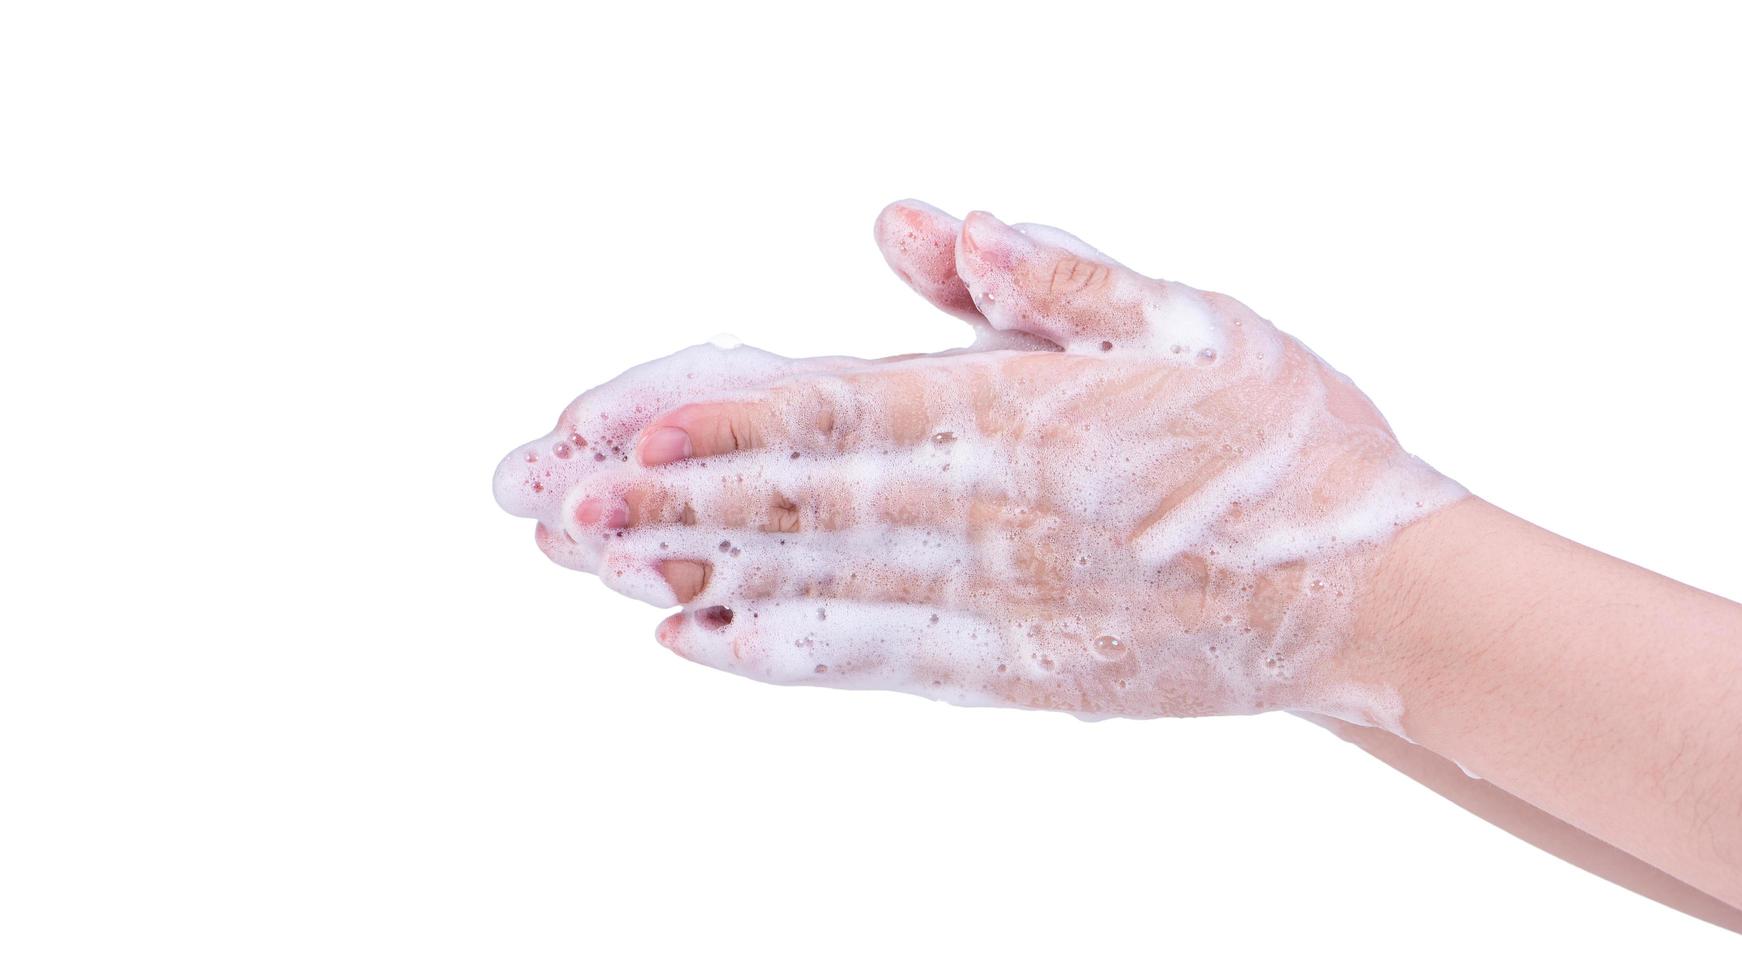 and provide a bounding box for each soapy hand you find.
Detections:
[495,202,1464,721]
